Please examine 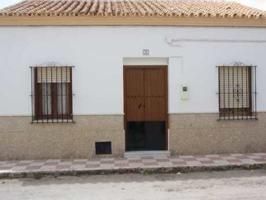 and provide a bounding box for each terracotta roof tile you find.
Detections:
[0,0,265,19]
